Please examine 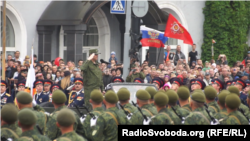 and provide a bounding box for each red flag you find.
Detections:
[164,14,193,45]
[242,59,246,67]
